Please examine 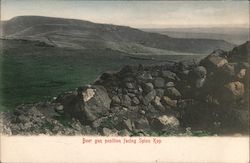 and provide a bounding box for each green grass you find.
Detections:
[0,42,205,111]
